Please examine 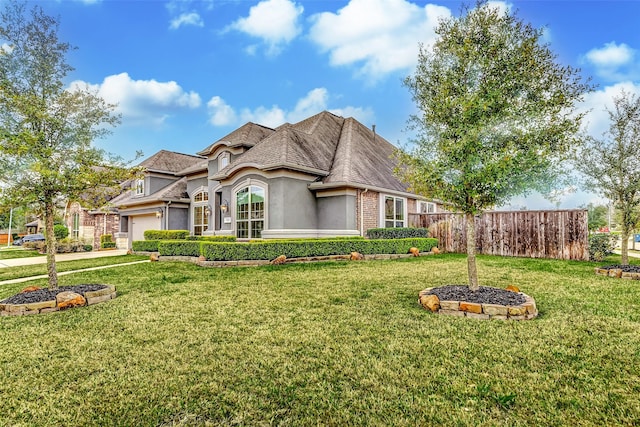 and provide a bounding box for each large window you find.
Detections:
[384,196,405,228]
[236,185,265,239]
[72,213,80,238]
[418,201,436,214]
[193,190,209,236]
